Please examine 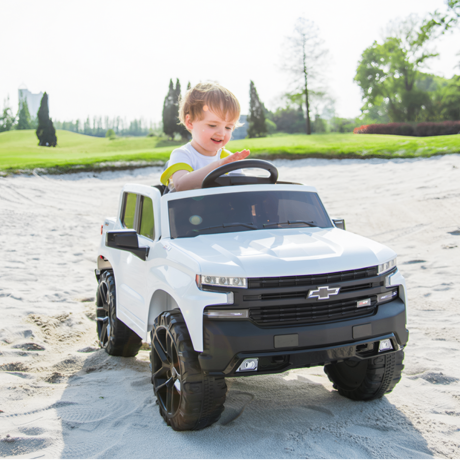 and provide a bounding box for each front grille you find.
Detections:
[243,283,375,302]
[249,296,377,326]
[248,266,378,289]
